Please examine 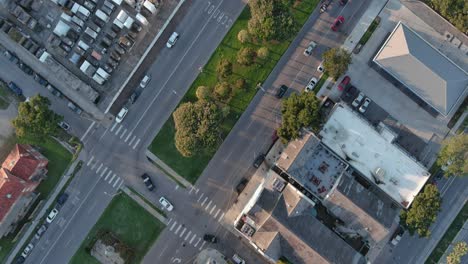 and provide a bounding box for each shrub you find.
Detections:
[213,82,232,101]
[237,29,250,43]
[237,47,256,66]
[257,47,269,59]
